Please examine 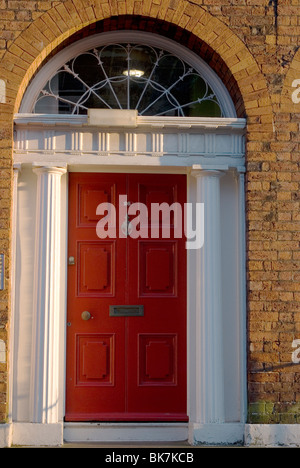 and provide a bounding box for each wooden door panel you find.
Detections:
[139,241,177,296]
[78,183,116,227]
[139,334,177,385]
[65,173,127,421]
[78,241,115,296]
[76,334,115,386]
[127,174,187,420]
